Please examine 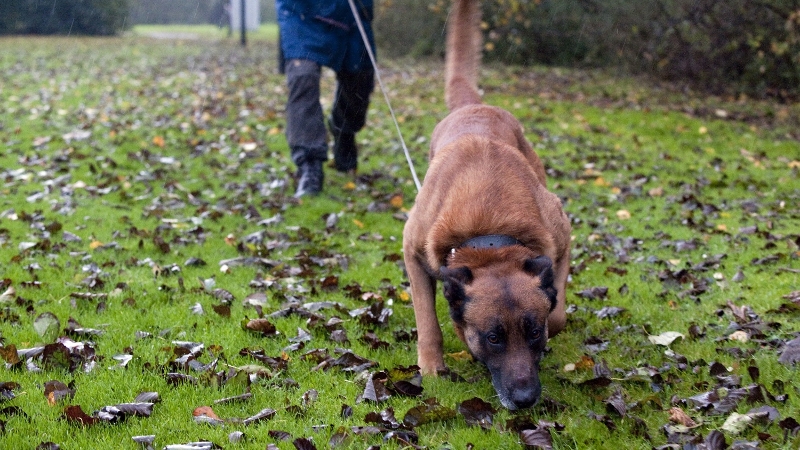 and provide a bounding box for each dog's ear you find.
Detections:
[523,256,557,311]
[523,255,552,281]
[440,266,473,323]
